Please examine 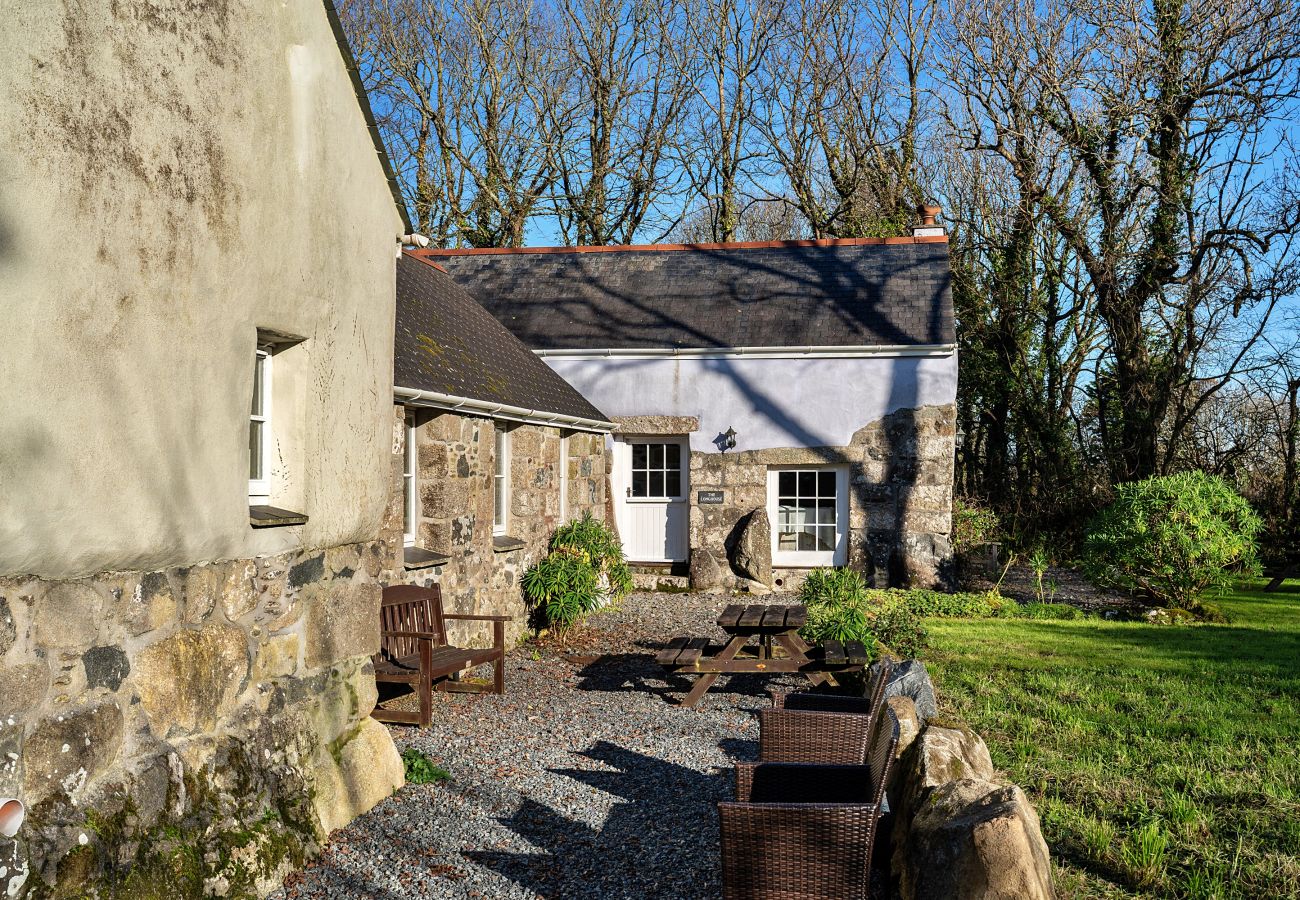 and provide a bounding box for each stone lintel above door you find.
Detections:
[611,415,700,435]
